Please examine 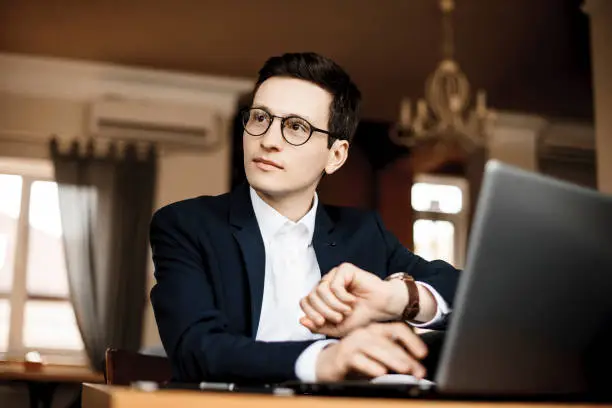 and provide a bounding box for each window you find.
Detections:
[0,158,84,363]
[411,175,468,268]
